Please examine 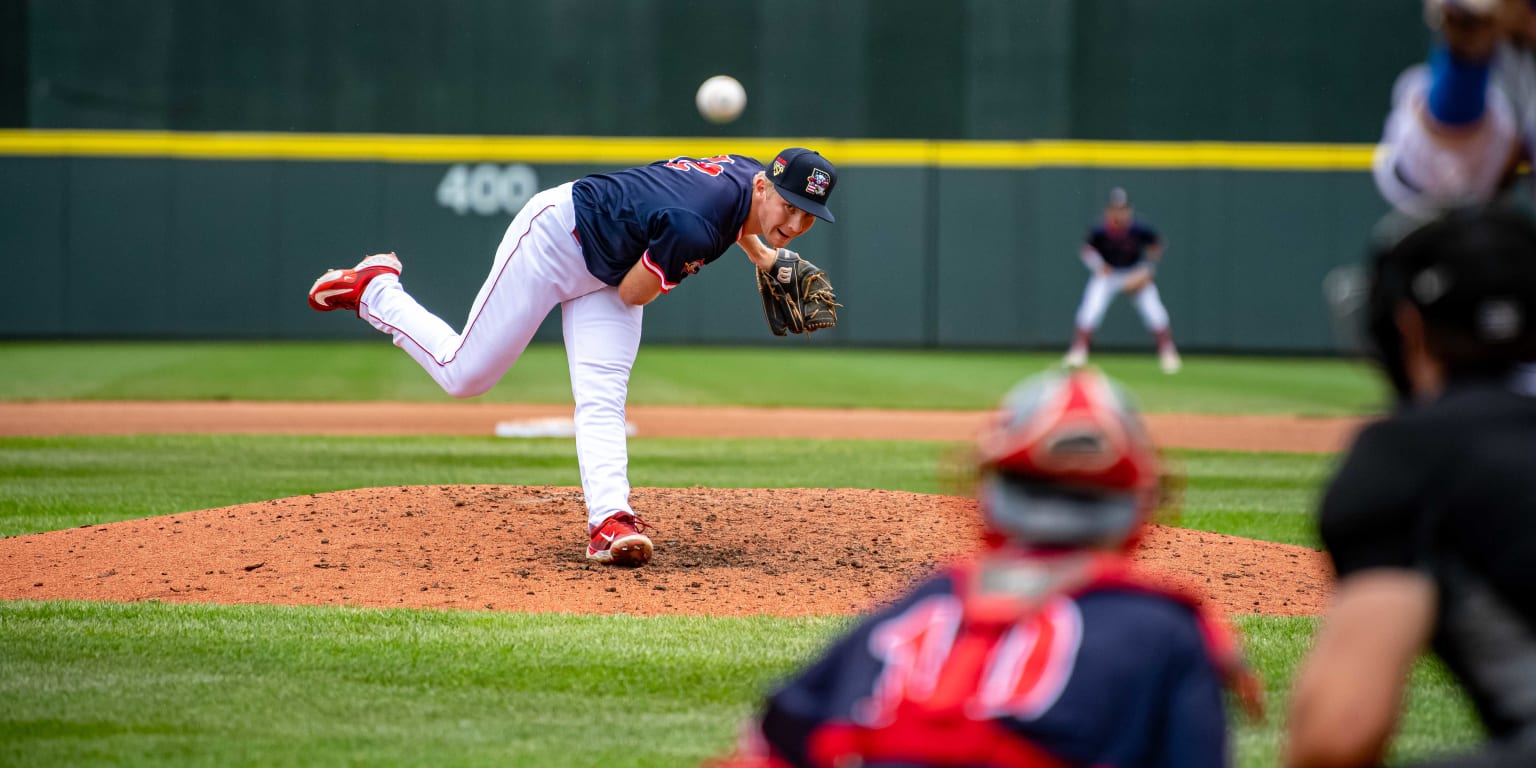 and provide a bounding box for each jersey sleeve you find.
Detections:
[637,207,728,293]
[1085,227,1105,251]
[1373,63,1520,220]
[1319,419,1428,577]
